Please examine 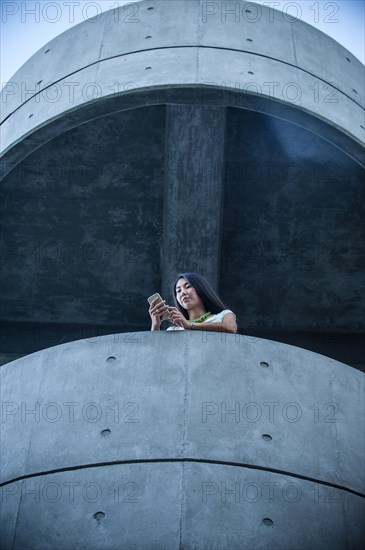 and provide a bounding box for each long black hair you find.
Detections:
[172,272,226,319]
